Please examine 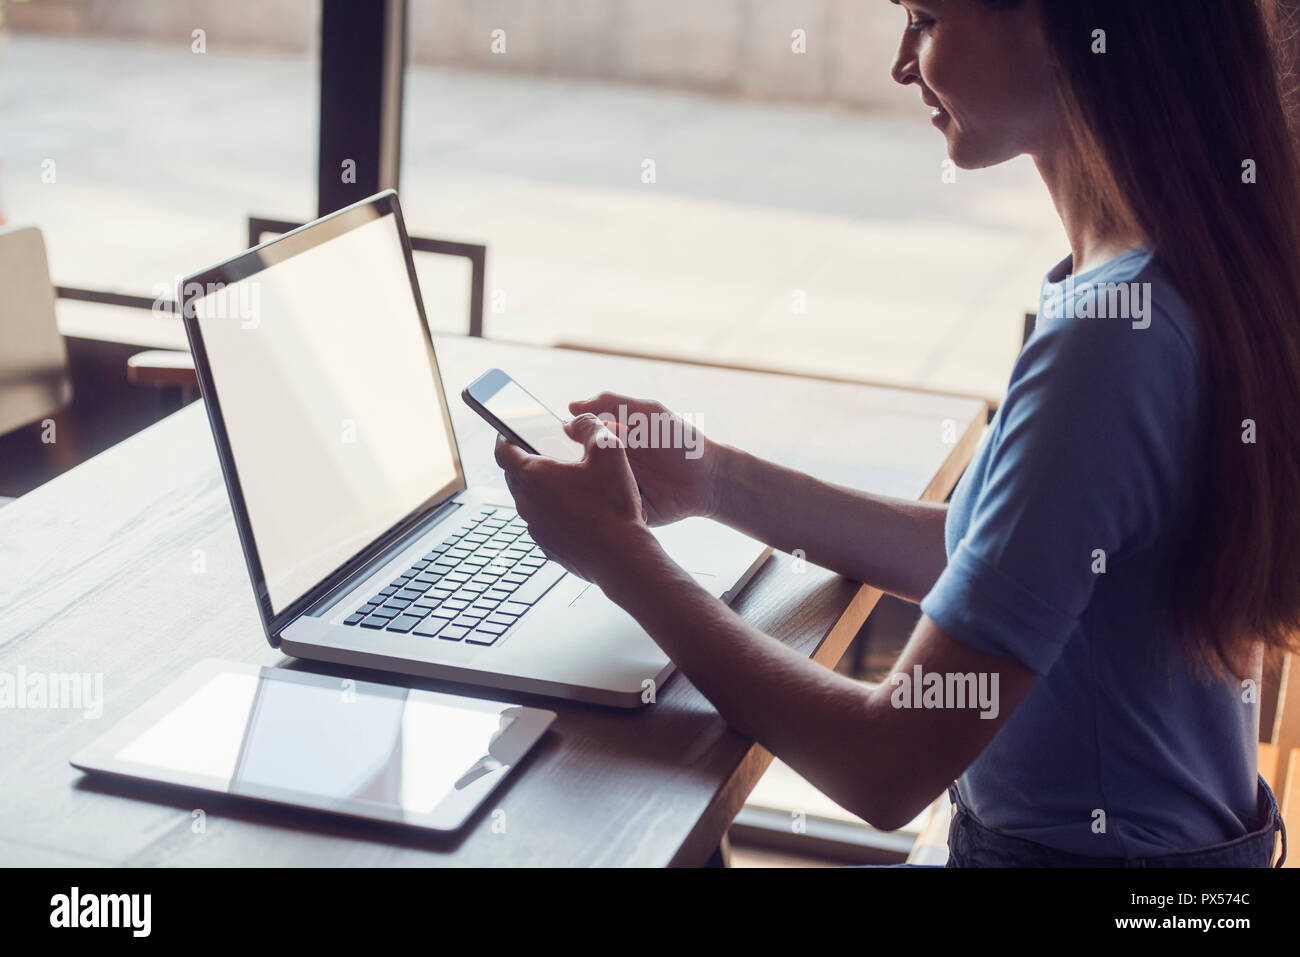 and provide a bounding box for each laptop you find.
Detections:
[180,190,771,707]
